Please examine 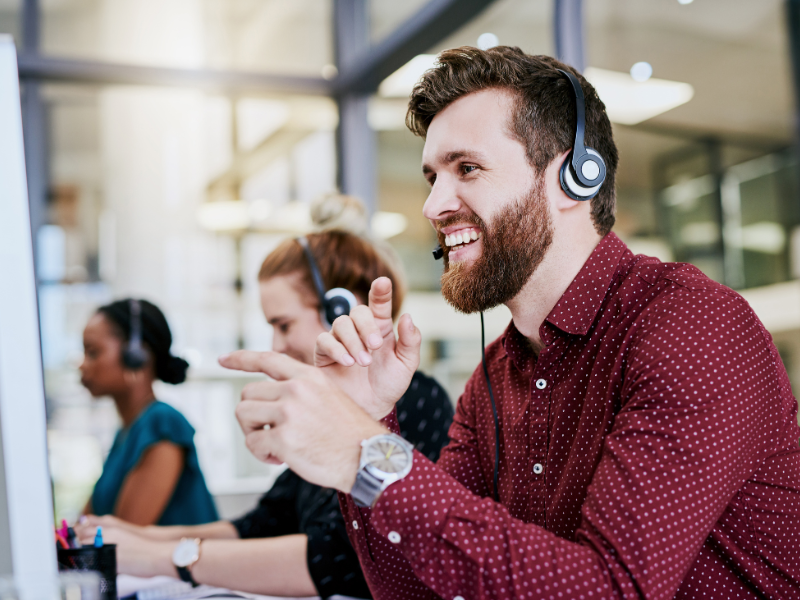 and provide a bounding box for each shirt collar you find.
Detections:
[544,232,629,336]
[500,232,630,369]
[500,320,531,374]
